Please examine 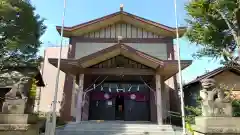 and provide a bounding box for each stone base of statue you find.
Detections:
[2,99,26,114]
[0,99,40,135]
[0,114,38,124]
[0,114,40,135]
[192,116,240,135]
